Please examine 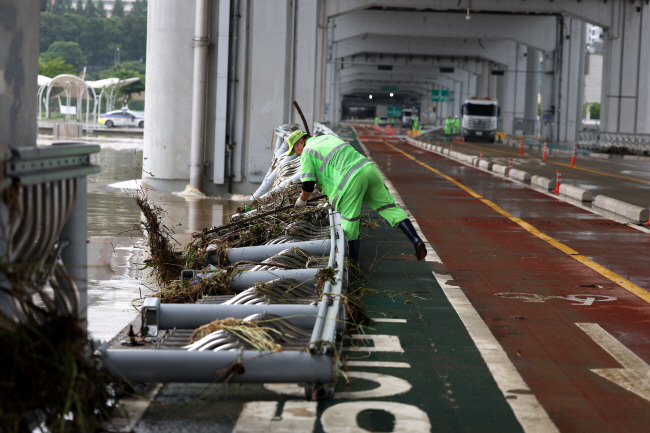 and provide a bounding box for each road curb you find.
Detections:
[407,137,648,224]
